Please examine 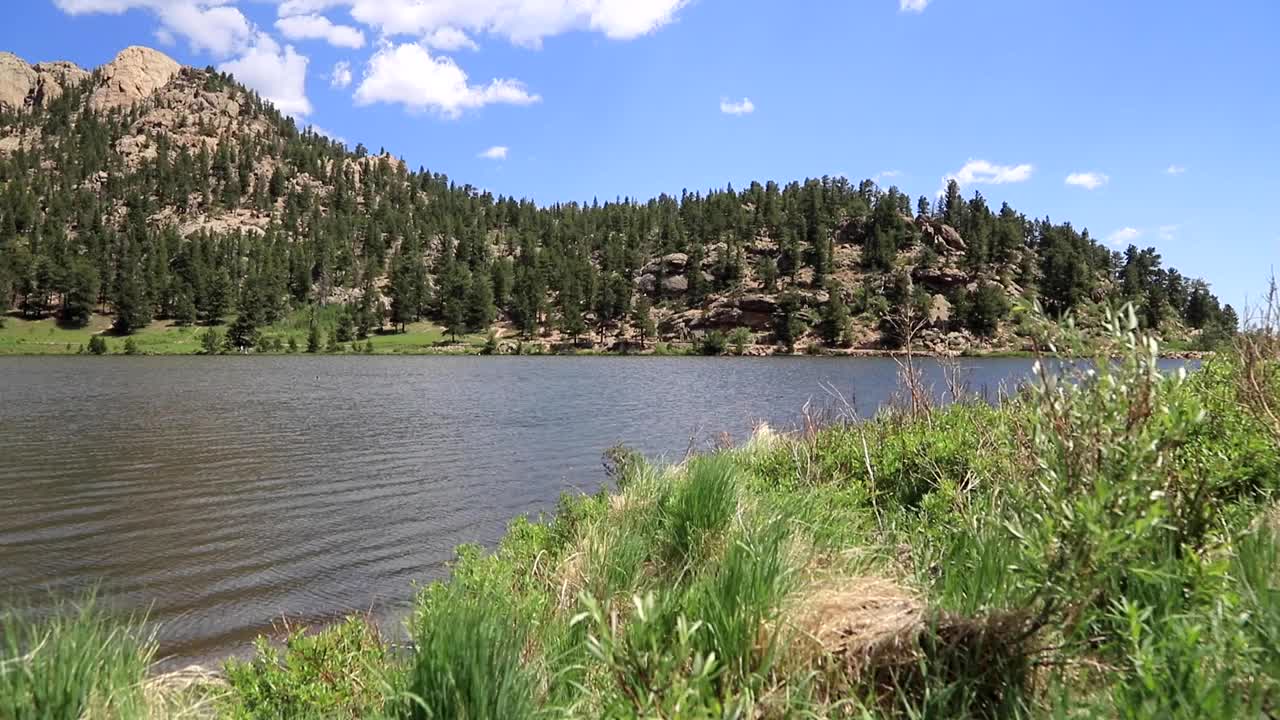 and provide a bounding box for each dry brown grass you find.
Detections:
[1236,276,1280,445]
[776,575,1036,713]
[141,666,229,720]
